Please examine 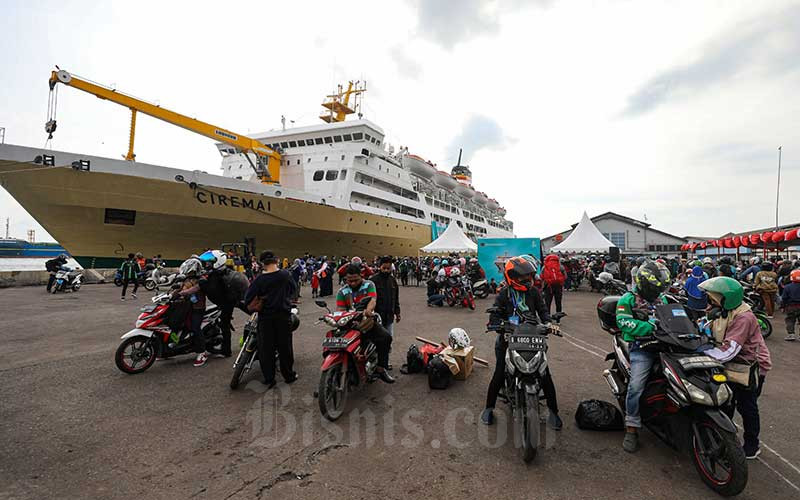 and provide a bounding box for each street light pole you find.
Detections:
[775,146,782,230]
